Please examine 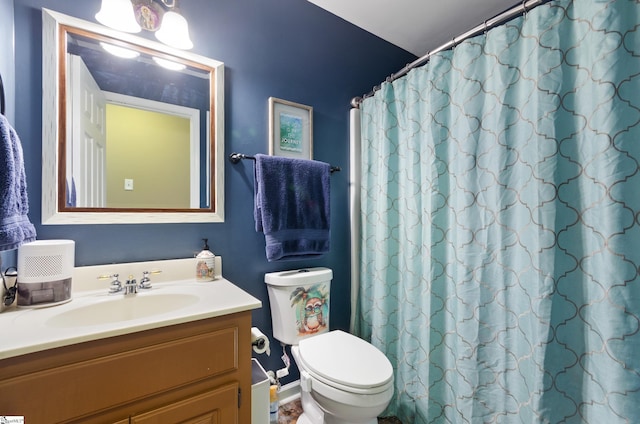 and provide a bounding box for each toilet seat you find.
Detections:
[297,330,393,394]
